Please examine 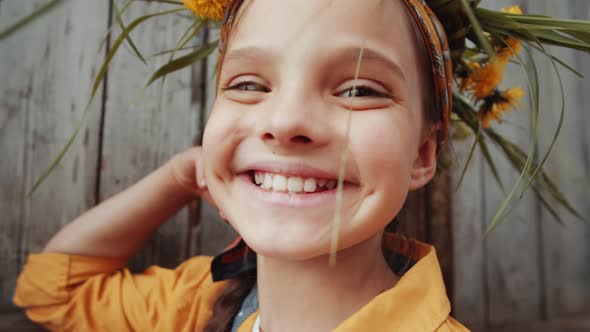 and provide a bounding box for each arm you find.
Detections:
[43,146,212,259]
